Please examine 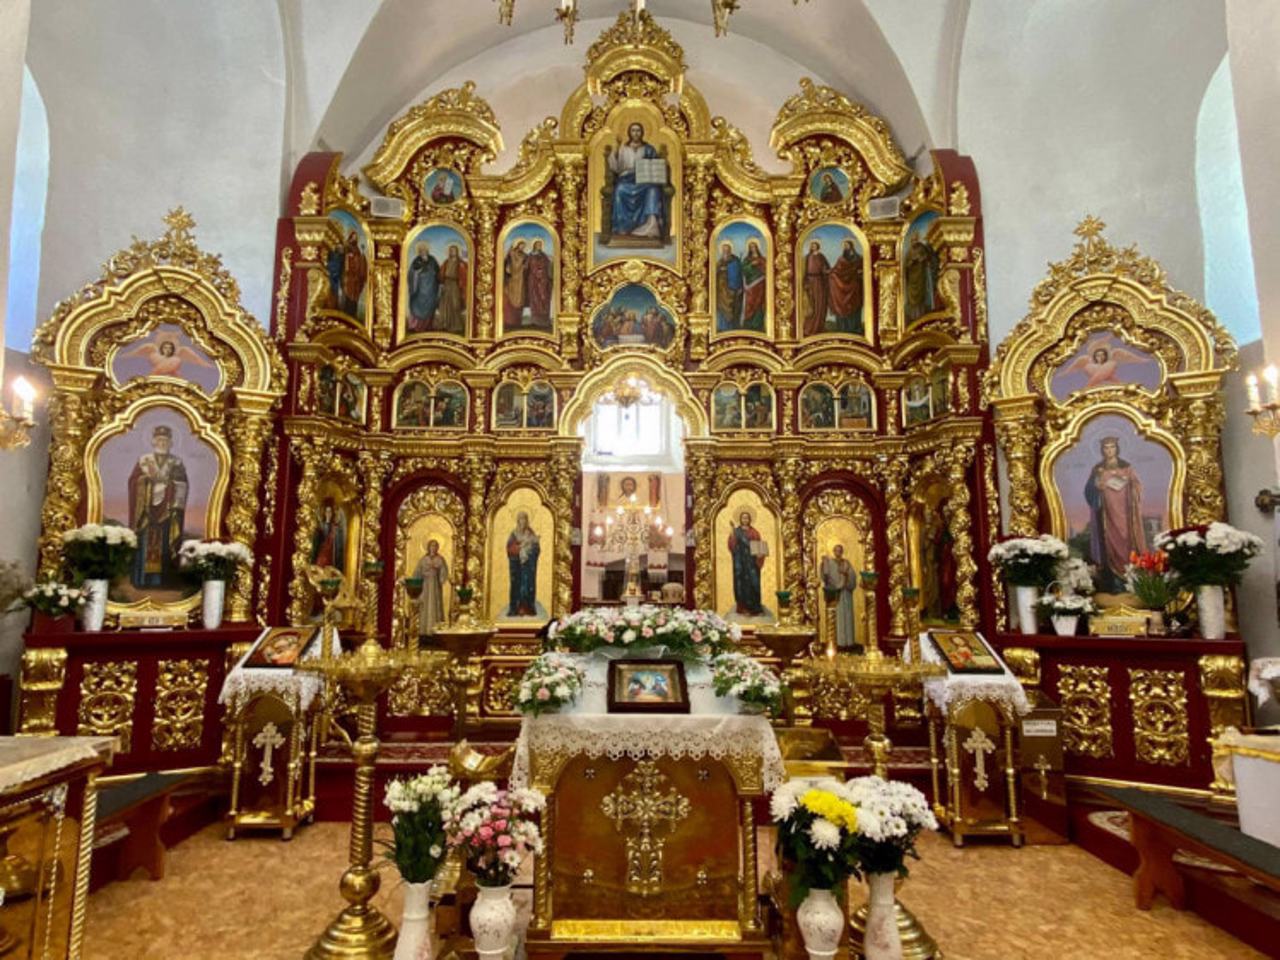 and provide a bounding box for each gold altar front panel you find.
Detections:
[548,755,741,930]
